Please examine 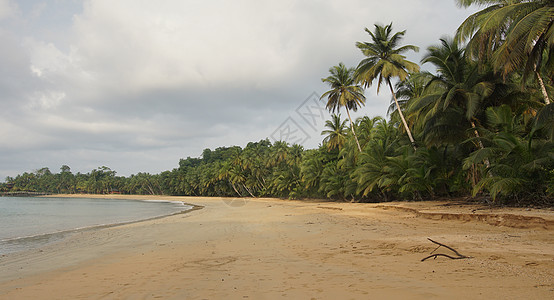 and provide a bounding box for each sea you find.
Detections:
[0,196,192,255]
